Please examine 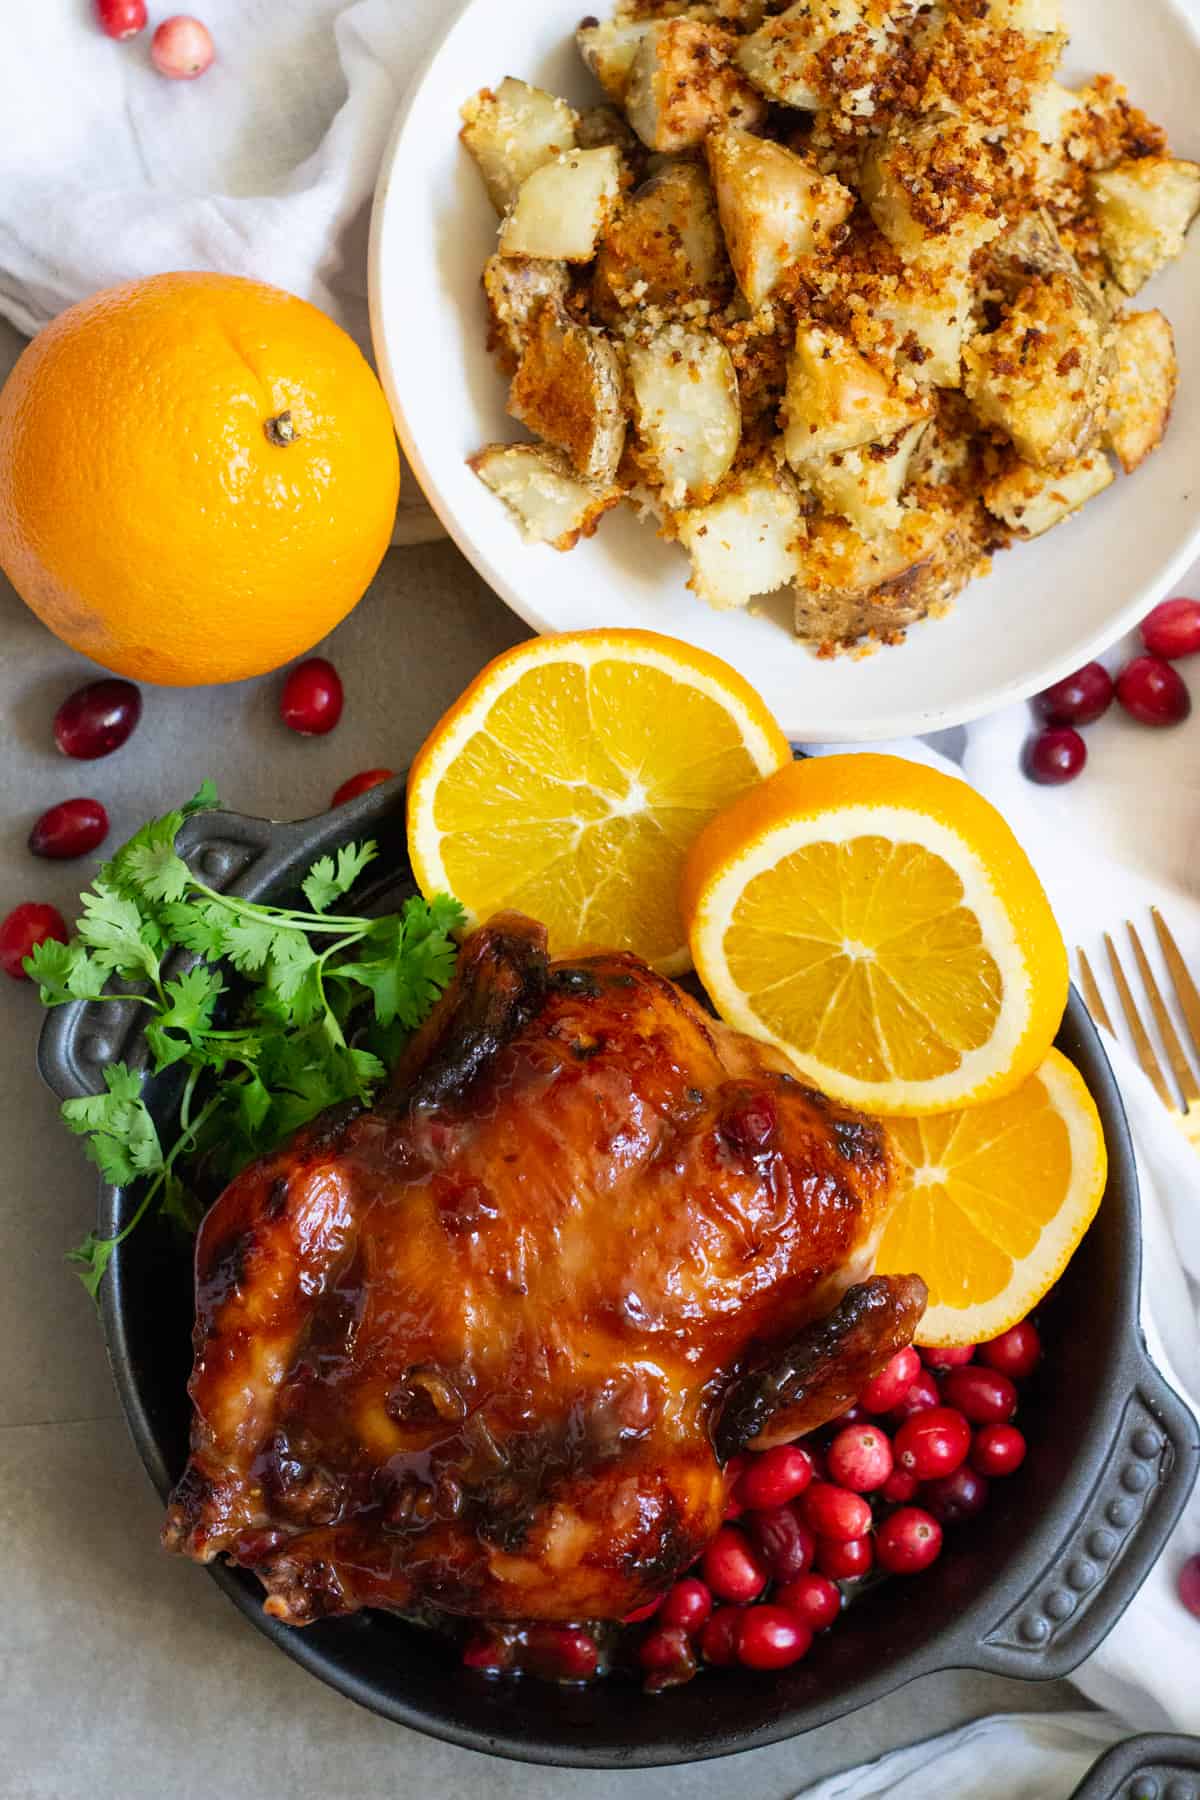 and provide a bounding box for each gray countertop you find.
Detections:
[0,314,1081,1799]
